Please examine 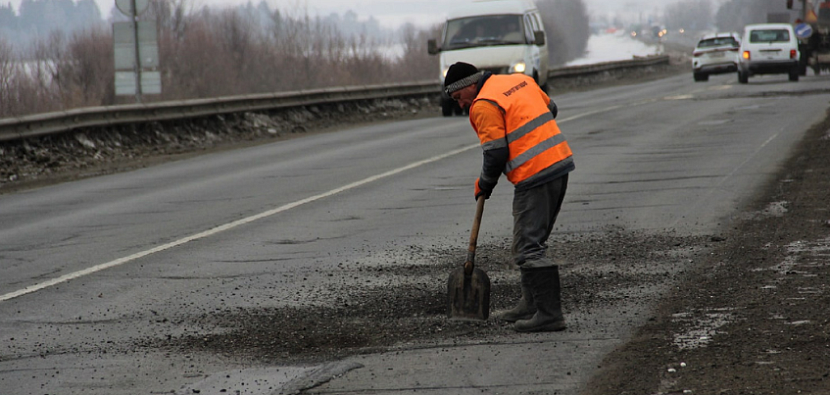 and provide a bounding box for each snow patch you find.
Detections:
[672,307,736,350]
[740,201,789,220]
[567,33,663,66]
